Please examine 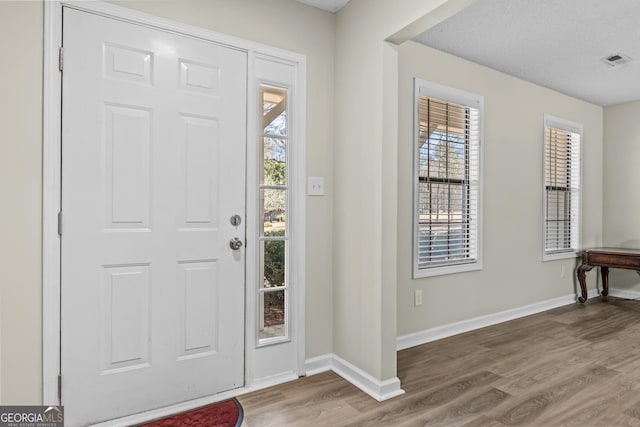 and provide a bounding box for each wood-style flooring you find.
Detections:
[238,297,640,426]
